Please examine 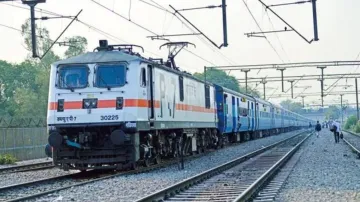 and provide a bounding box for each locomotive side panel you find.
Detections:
[152,67,216,129]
